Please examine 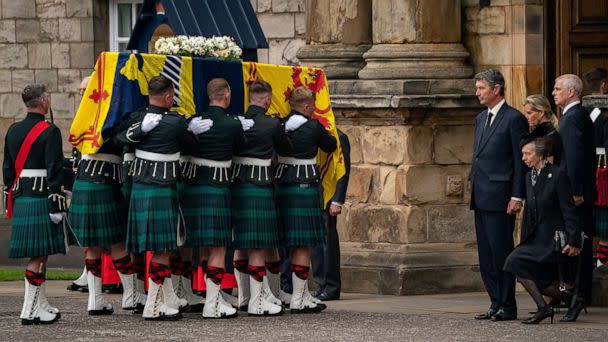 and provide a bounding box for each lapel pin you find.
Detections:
[548,173,552,179]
